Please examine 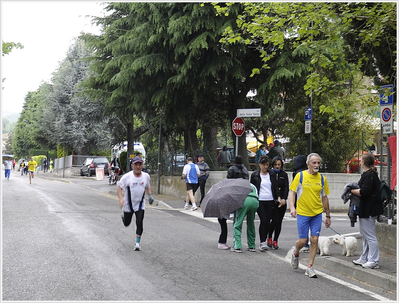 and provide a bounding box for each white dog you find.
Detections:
[332,235,357,257]
[317,236,331,256]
